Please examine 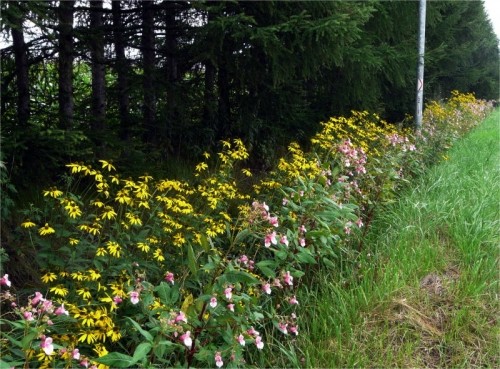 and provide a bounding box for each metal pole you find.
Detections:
[415,0,426,130]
